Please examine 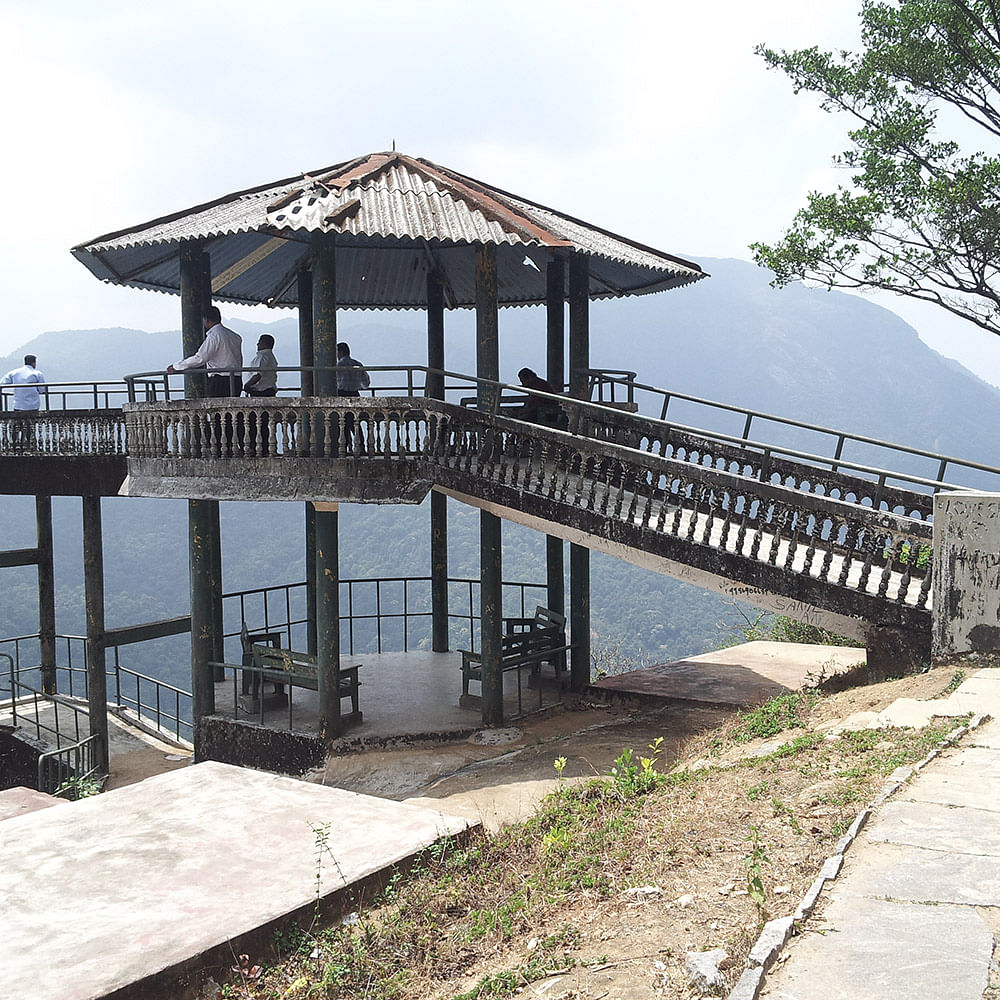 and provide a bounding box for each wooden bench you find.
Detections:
[459,606,570,714]
[251,643,362,725]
